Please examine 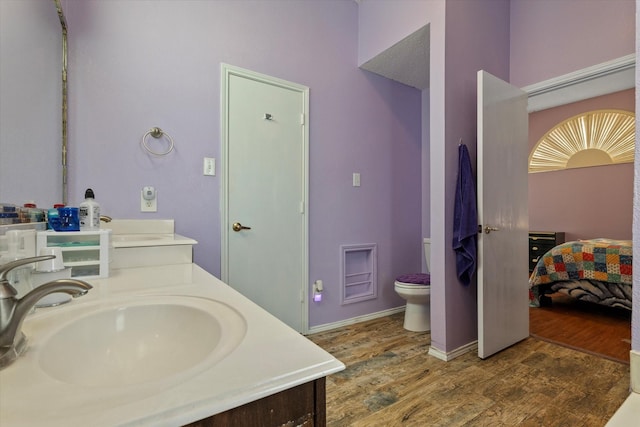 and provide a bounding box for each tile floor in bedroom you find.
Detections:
[308,312,630,427]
